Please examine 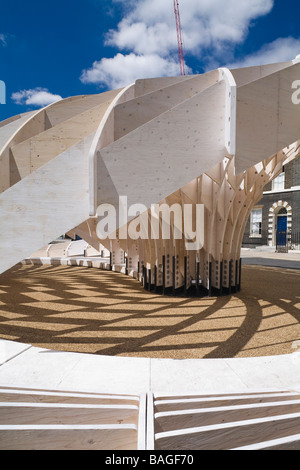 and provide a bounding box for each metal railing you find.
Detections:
[276,231,300,252]
[290,231,300,250]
